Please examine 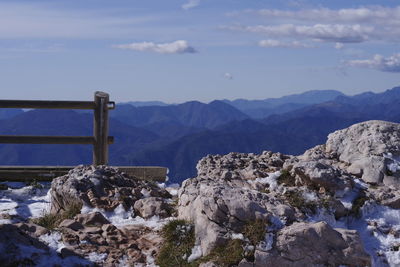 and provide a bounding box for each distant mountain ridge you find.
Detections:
[222,90,344,118]
[121,101,169,107]
[0,86,399,183]
[111,100,249,129]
